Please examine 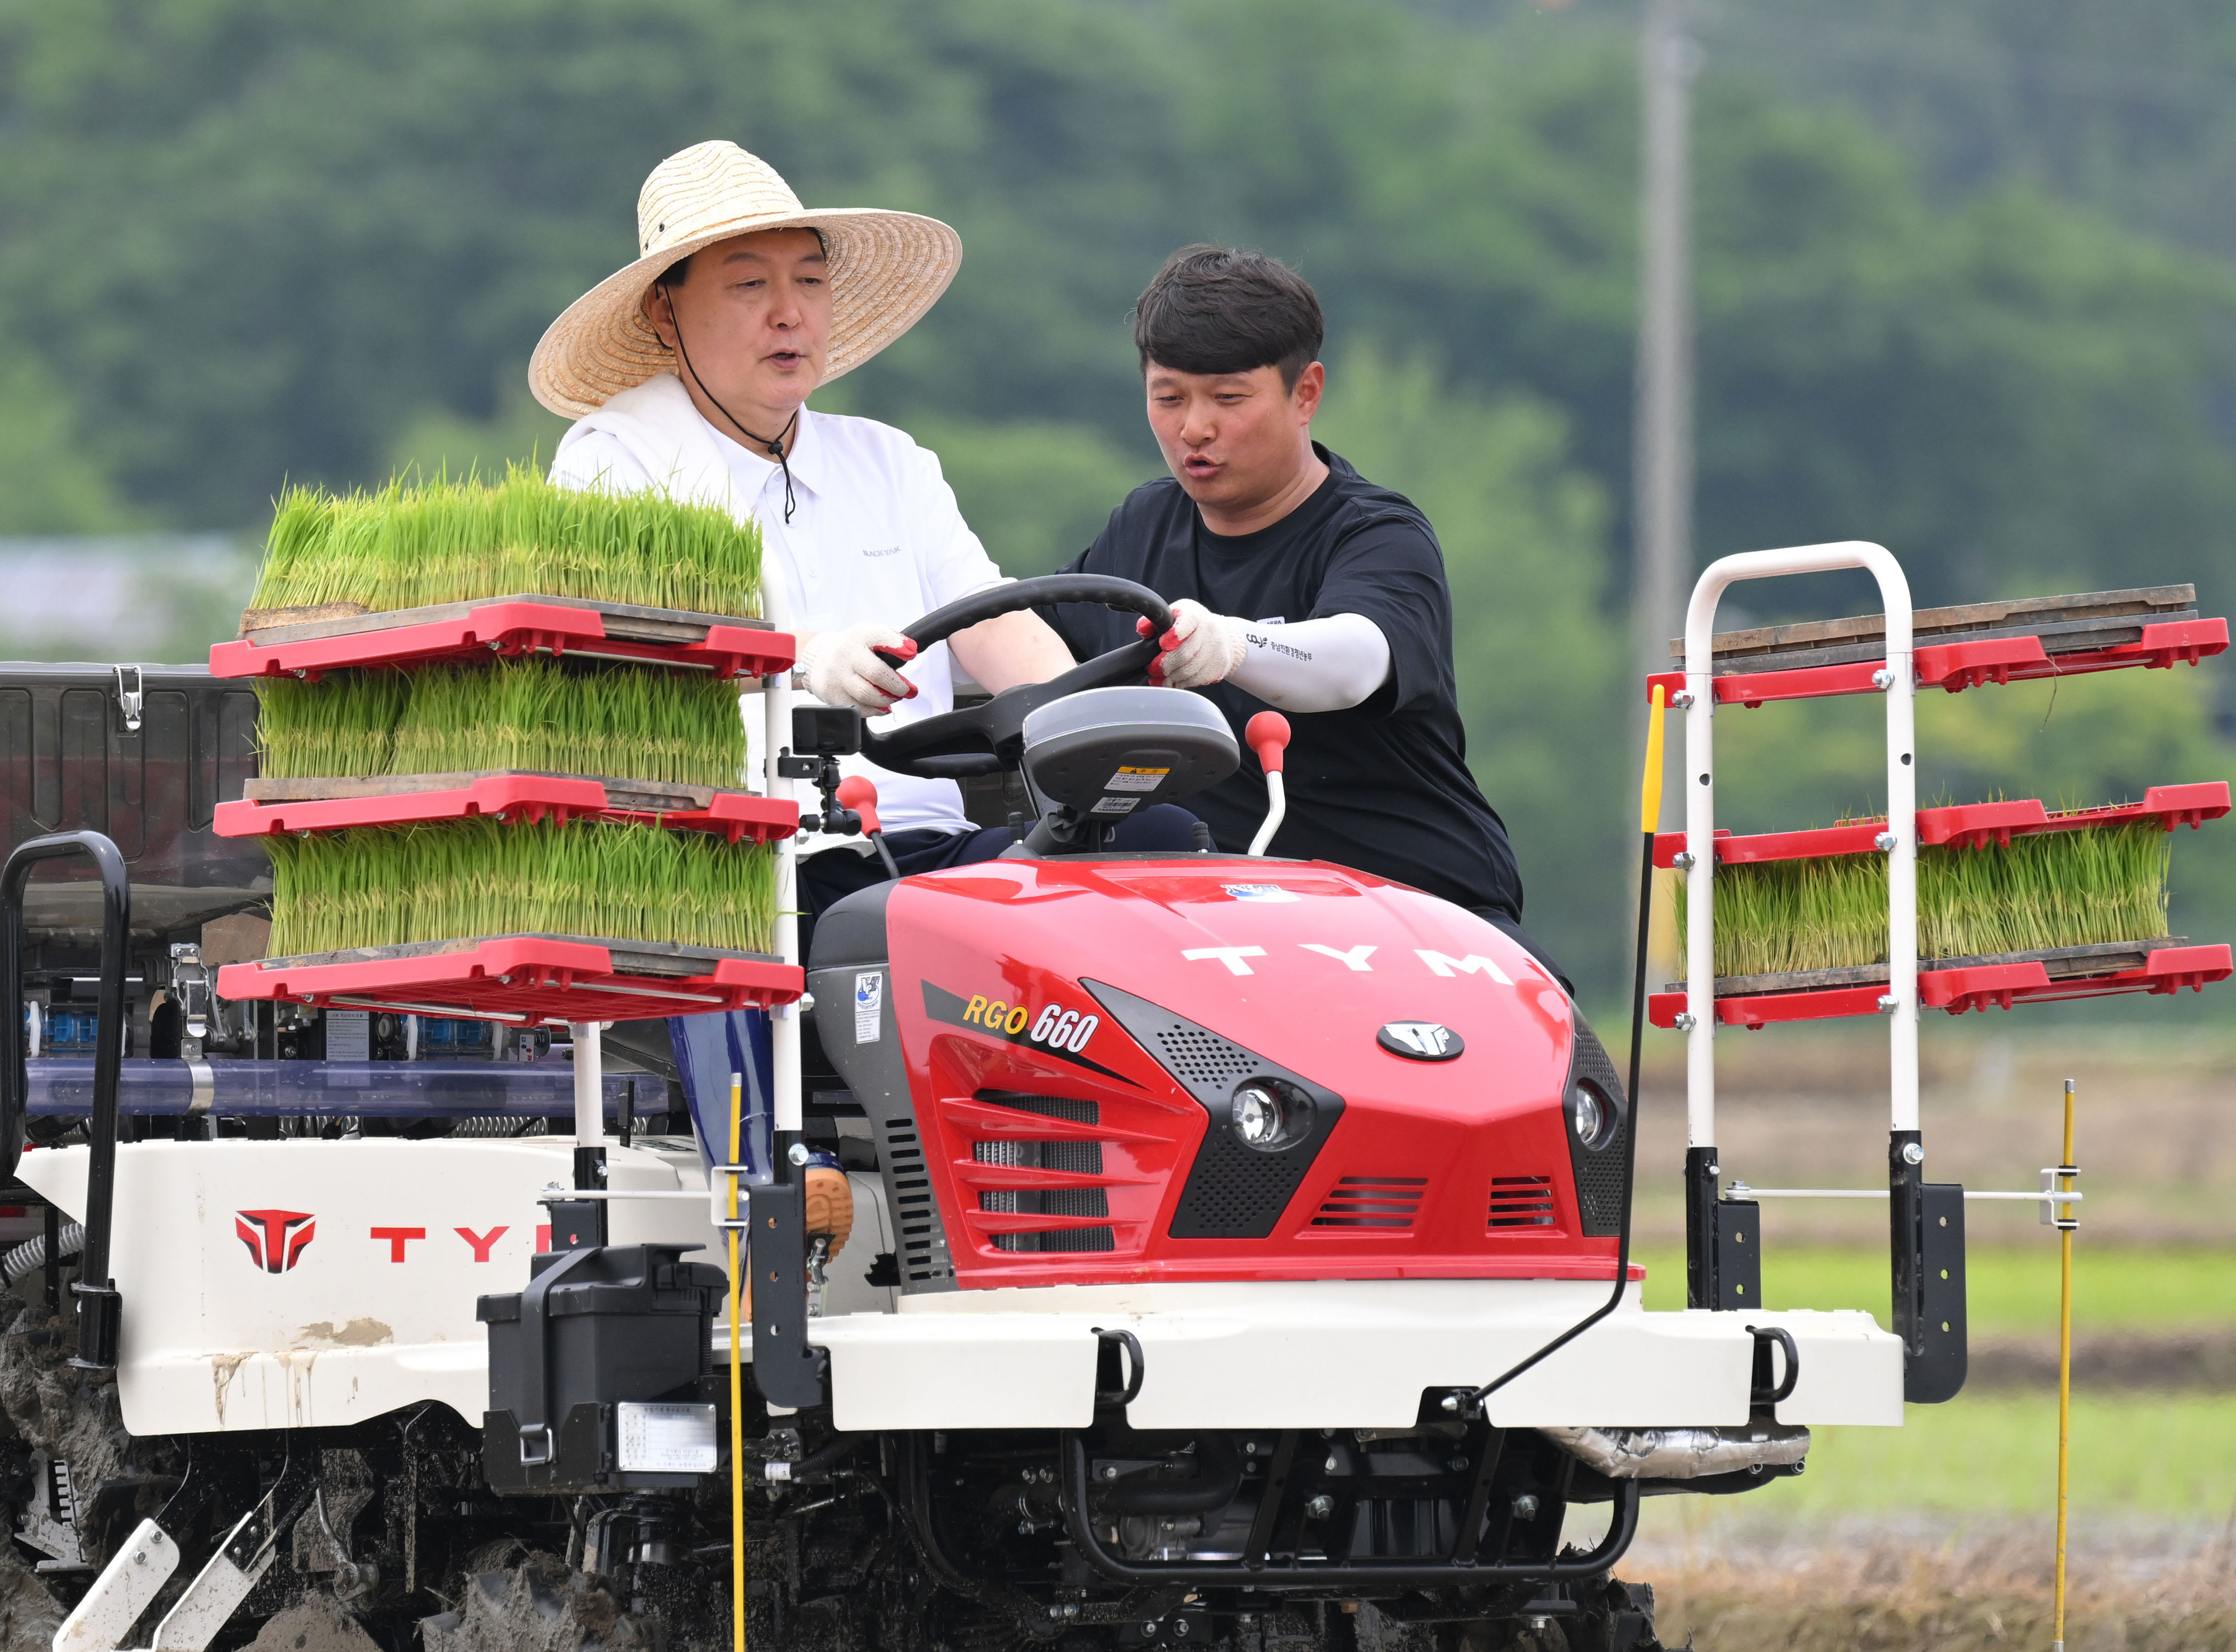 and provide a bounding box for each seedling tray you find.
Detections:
[1648,938,2230,1028]
[210,595,795,681]
[219,772,799,843]
[1653,782,2229,868]
[1645,585,2226,706]
[216,934,802,1025]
